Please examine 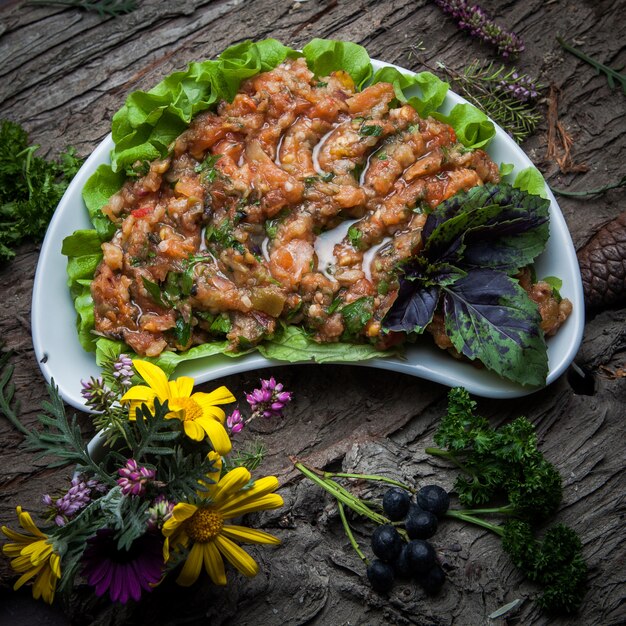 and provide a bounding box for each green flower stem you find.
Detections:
[445,509,504,537]
[550,177,626,197]
[322,471,413,492]
[294,462,388,525]
[337,501,368,564]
